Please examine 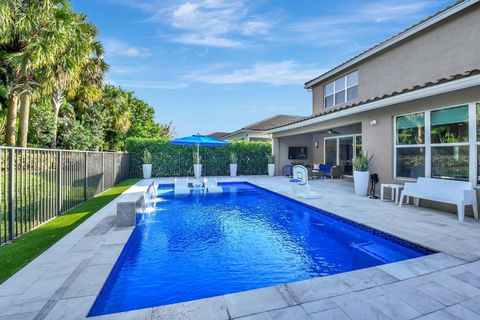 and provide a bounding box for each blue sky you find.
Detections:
[72,0,452,137]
